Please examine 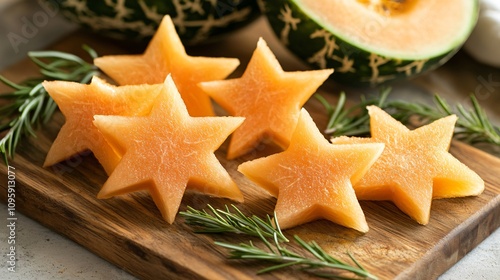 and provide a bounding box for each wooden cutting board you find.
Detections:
[1,19,500,280]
